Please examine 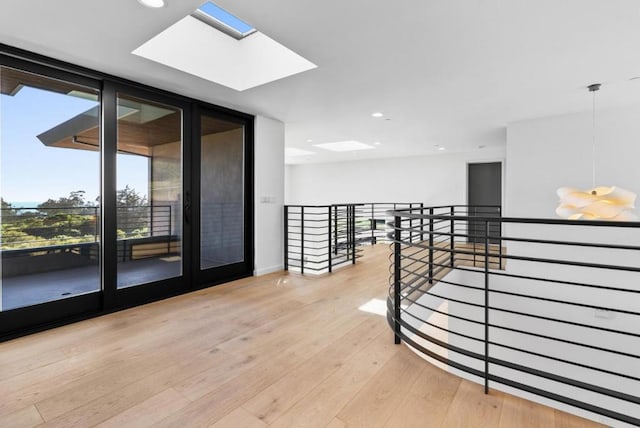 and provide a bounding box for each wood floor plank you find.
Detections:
[336,349,426,427]
[383,358,462,428]
[156,313,381,426]
[441,380,505,428]
[94,388,191,428]
[0,405,43,427]
[498,395,555,428]
[554,409,606,428]
[242,316,383,424]
[325,417,348,428]
[208,407,266,428]
[268,330,398,428]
